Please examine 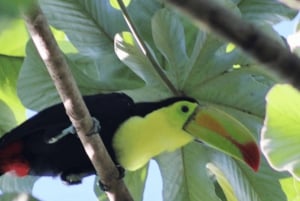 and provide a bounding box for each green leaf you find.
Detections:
[157,142,286,201]
[0,0,35,32]
[0,193,38,201]
[114,31,172,101]
[156,143,221,201]
[40,0,122,56]
[238,0,297,25]
[207,163,239,201]
[40,0,160,57]
[0,19,76,57]
[278,0,300,9]
[209,152,287,201]
[152,9,189,89]
[186,68,273,117]
[0,19,28,56]
[109,0,131,10]
[20,0,158,109]
[115,32,160,85]
[50,27,78,54]
[124,166,148,201]
[261,84,300,180]
[0,0,33,18]
[280,177,300,201]
[18,40,142,110]
[0,175,37,194]
[0,55,26,133]
[183,35,238,91]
